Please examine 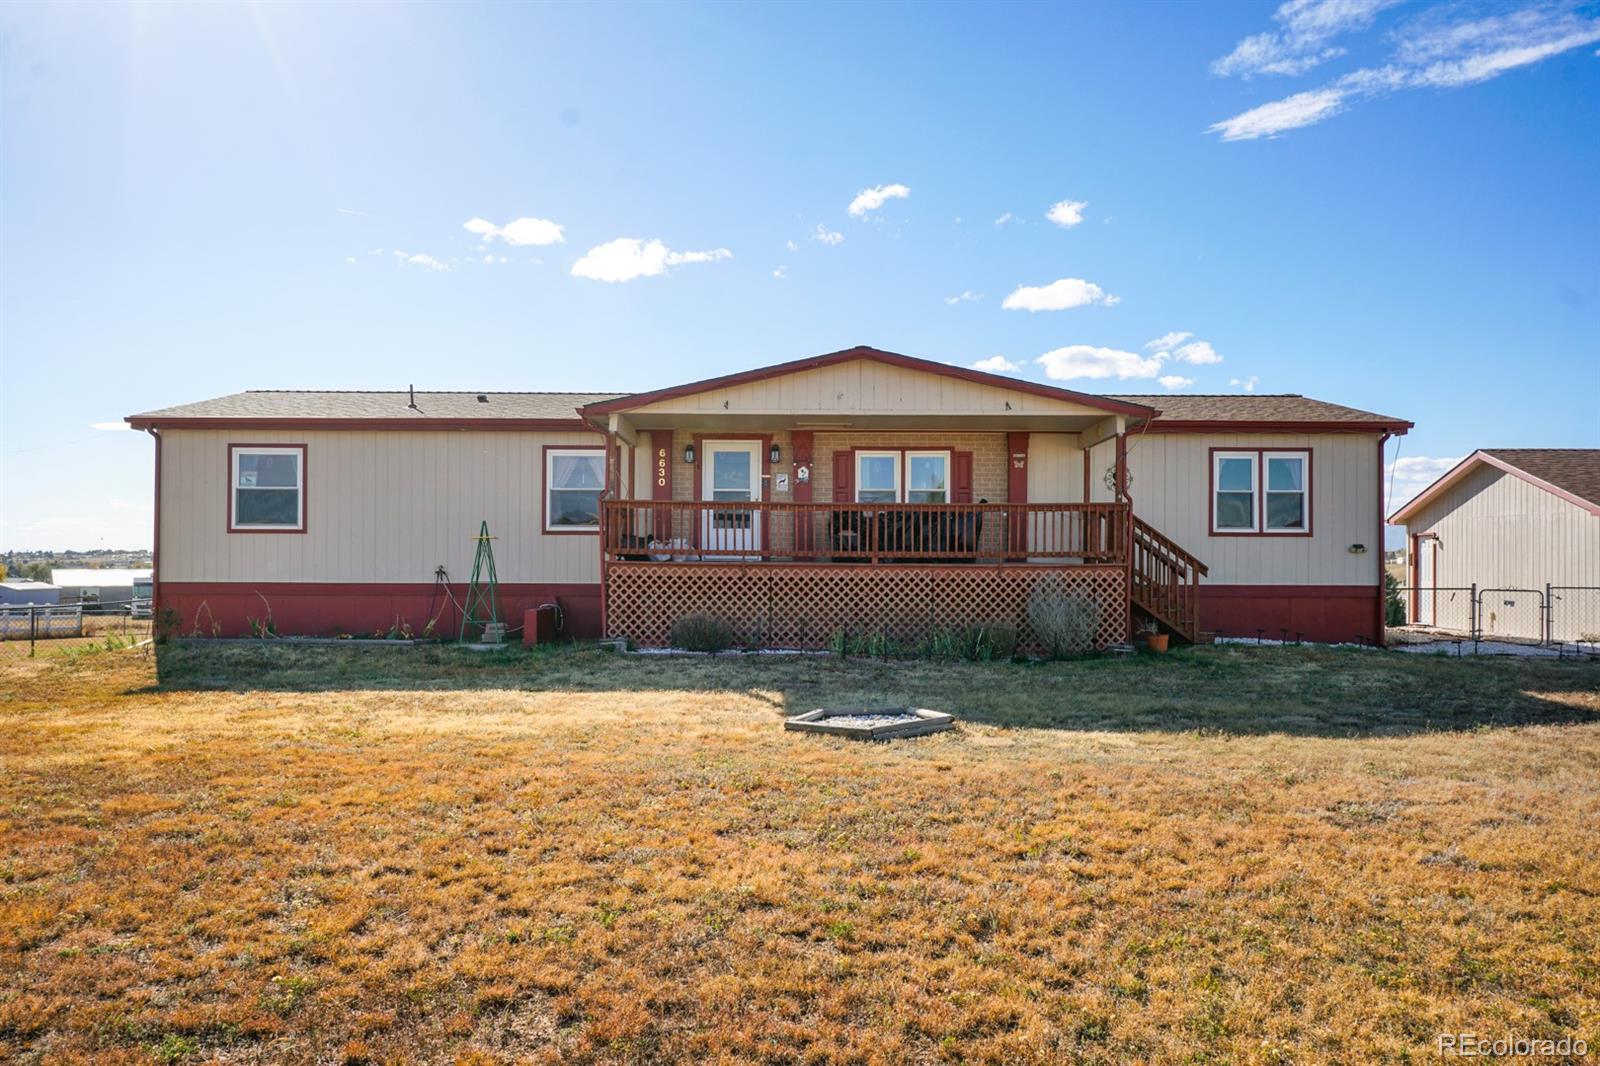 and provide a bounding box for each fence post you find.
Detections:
[1544,582,1553,645]
[29,605,37,656]
[1469,583,1478,641]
